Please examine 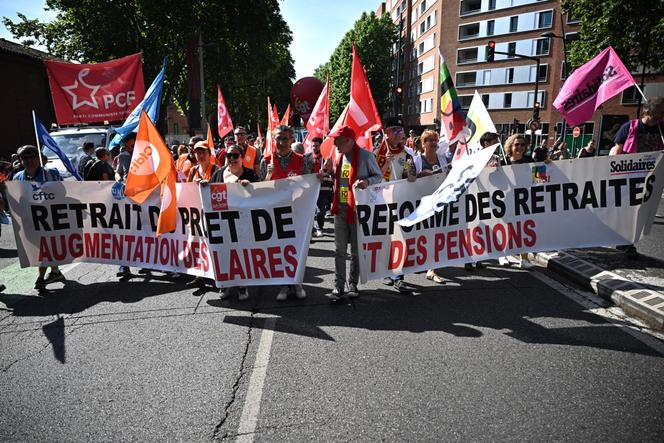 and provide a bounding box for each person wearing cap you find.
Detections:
[187,140,220,183]
[234,126,262,176]
[13,145,64,290]
[325,125,382,300]
[259,124,315,301]
[84,147,114,181]
[207,144,260,301]
[376,118,417,293]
